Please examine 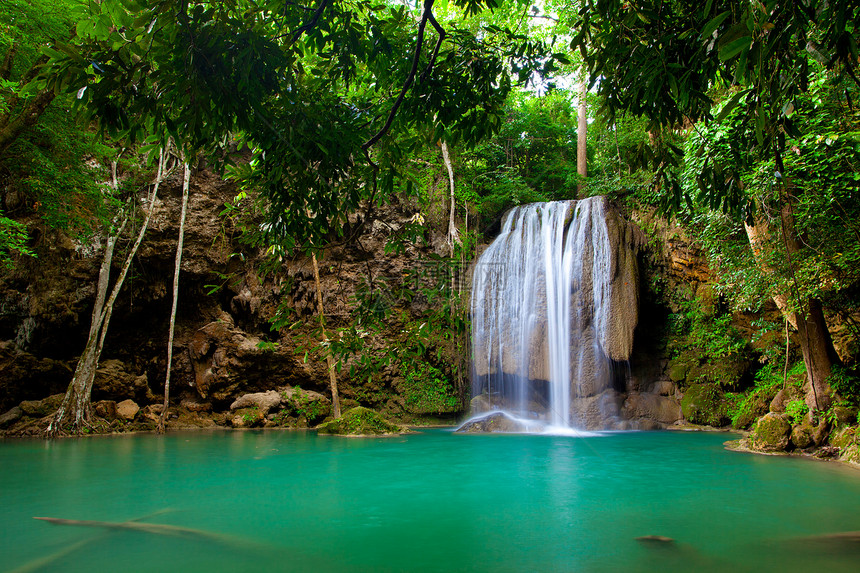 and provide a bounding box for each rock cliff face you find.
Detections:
[0,165,463,433]
[2,167,750,435]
